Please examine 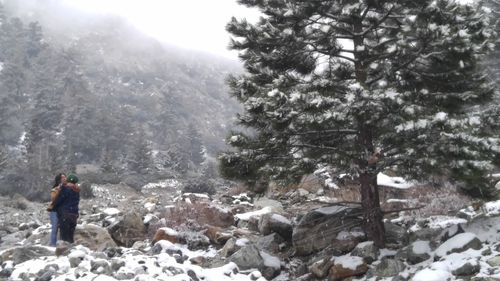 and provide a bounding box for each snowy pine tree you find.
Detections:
[0,145,7,171]
[484,0,500,85]
[187,123,205,167]
[220,0,499,246]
